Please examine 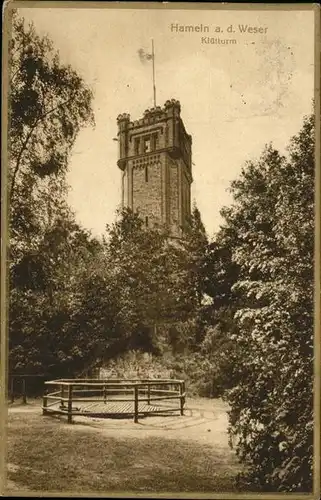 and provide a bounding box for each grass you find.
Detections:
[6,402,242,494]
